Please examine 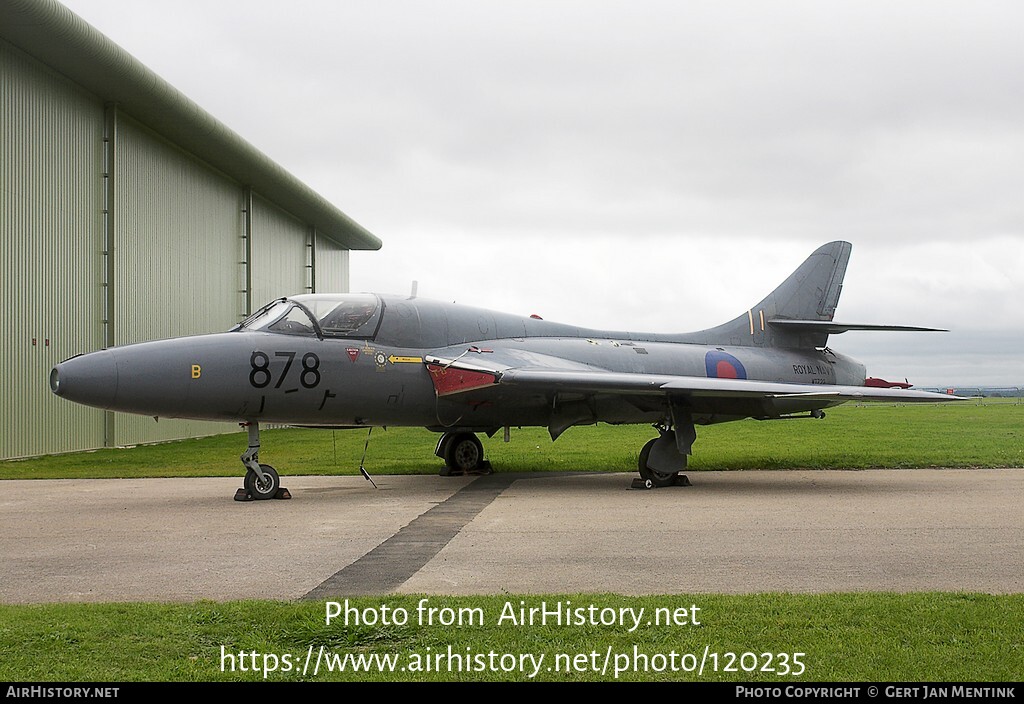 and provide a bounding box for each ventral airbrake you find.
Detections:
[50,242,958,499]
